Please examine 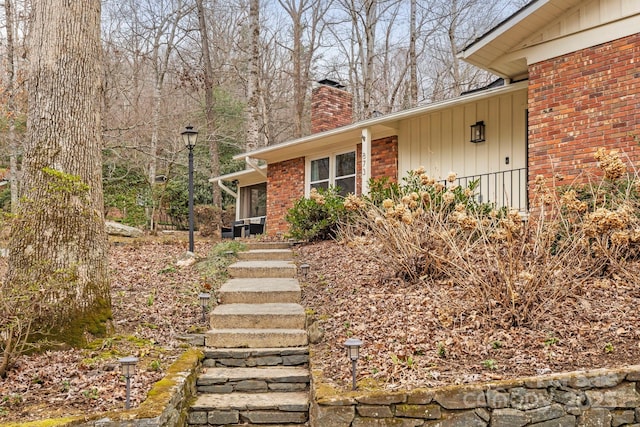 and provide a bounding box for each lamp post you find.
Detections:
[118,356,139,409]
[344,338,363,390]
[299,263,310,280]
[199,292,211,323]
[181,125,198,253]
